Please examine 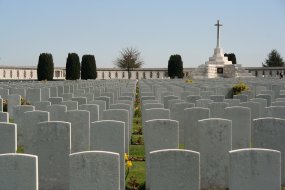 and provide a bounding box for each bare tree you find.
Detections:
[114,47,144,79]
